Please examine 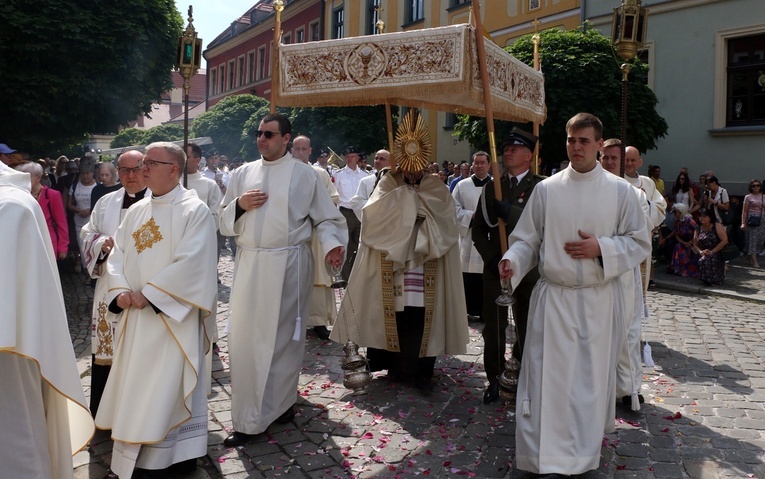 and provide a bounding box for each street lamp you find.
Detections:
[611,0,647,177]
[176,5,202,187]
